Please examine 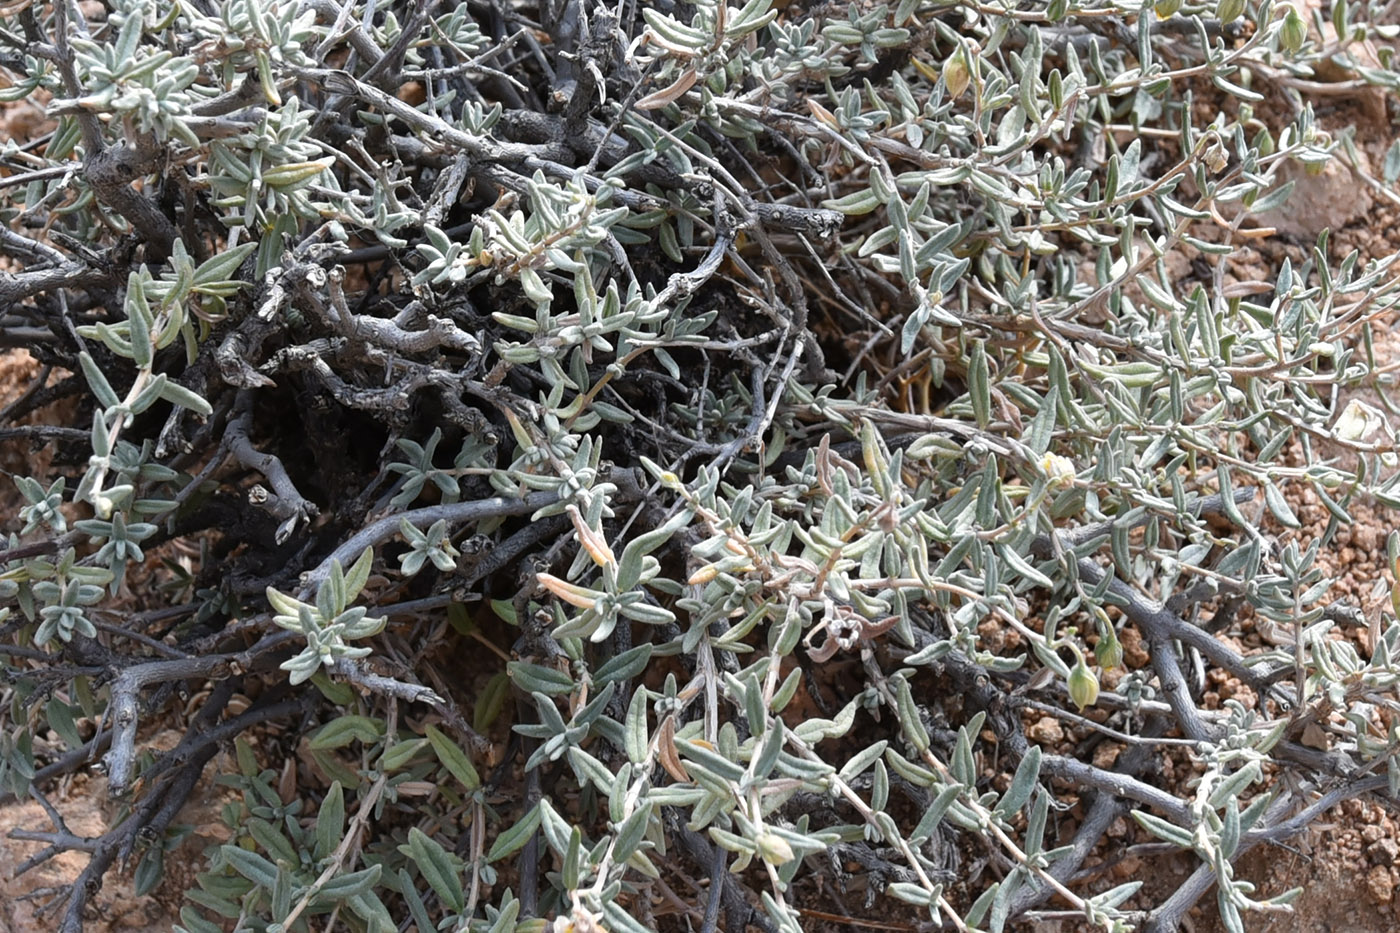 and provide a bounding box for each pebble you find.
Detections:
[1366,865,1394,905]
[1026,716,1063,746]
